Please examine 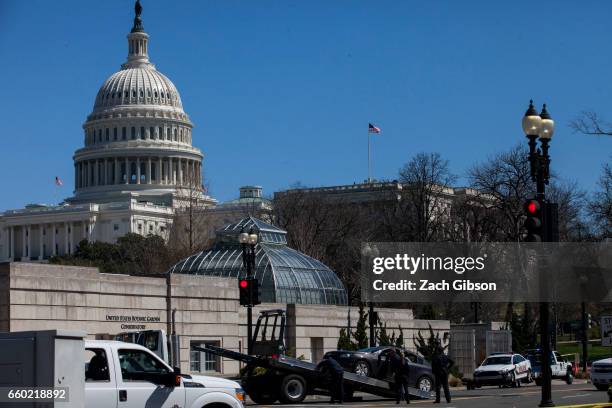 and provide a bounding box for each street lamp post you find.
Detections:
[522,100,556,407]
[239,227,259,355]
